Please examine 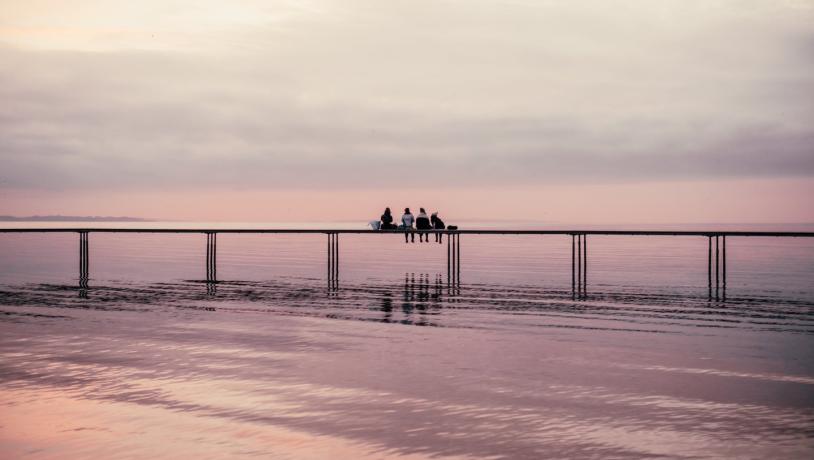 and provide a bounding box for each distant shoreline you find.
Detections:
[0,215,152,222]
